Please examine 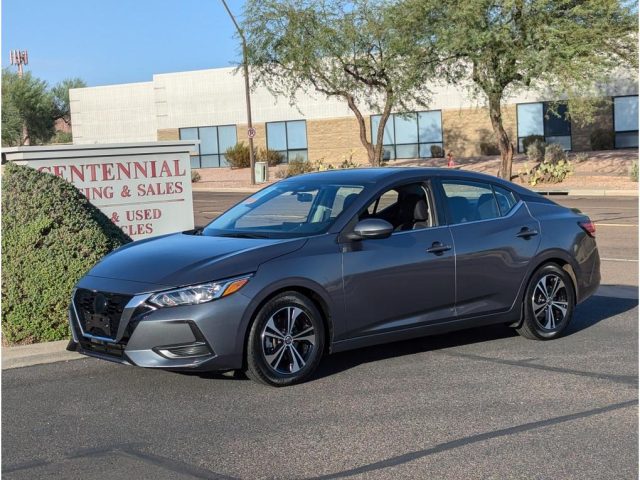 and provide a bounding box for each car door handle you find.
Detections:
[426,242,452,255]
[516,227,539,238]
